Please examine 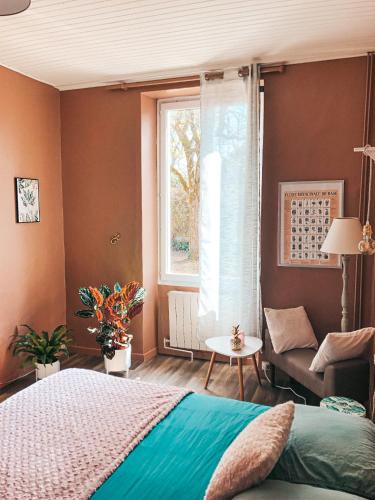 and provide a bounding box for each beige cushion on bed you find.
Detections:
[205,402,295,500]
[309,327,375,373]
[264,306,318,354]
